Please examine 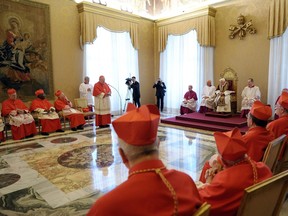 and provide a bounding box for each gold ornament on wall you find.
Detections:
[229,14,257,40]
